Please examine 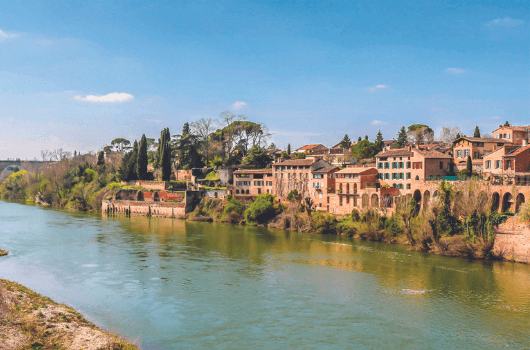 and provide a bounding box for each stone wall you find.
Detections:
[494,220,530,263]
[134,180,167,190]
[204,189,227,199]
